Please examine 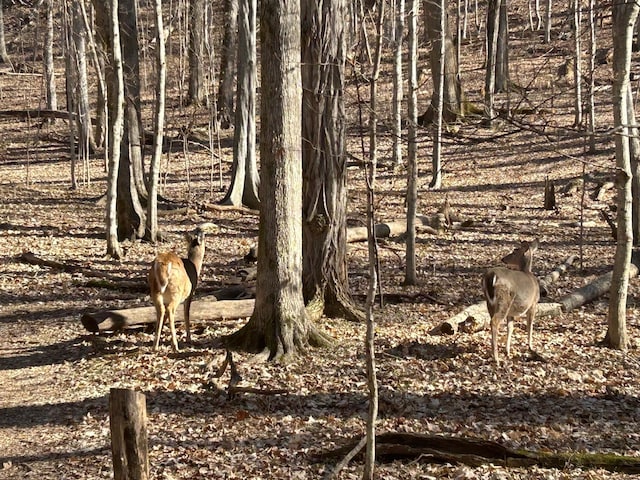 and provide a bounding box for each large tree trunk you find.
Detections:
[221,0,259,209]
[301,0,362,322]
[420,0,463,124]
[225,0,331,359]
[606,0,638,350]
[187,0,207,106]
[217,0,238,127]
[119,0,147,207]
[113,0,146,240]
